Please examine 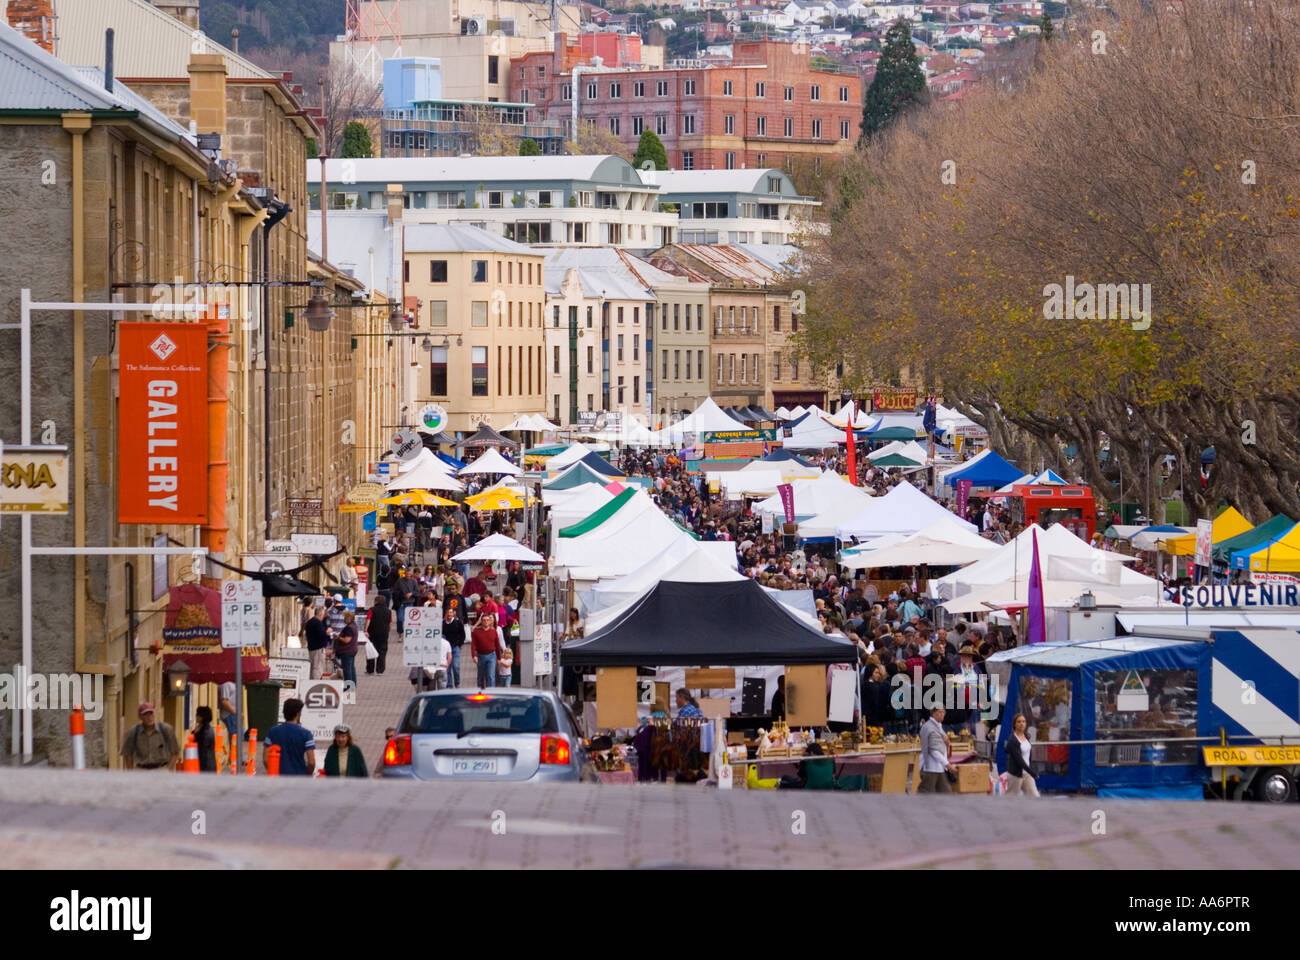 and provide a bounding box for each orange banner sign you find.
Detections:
[118,322,208,524]
[872,389,917,412]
